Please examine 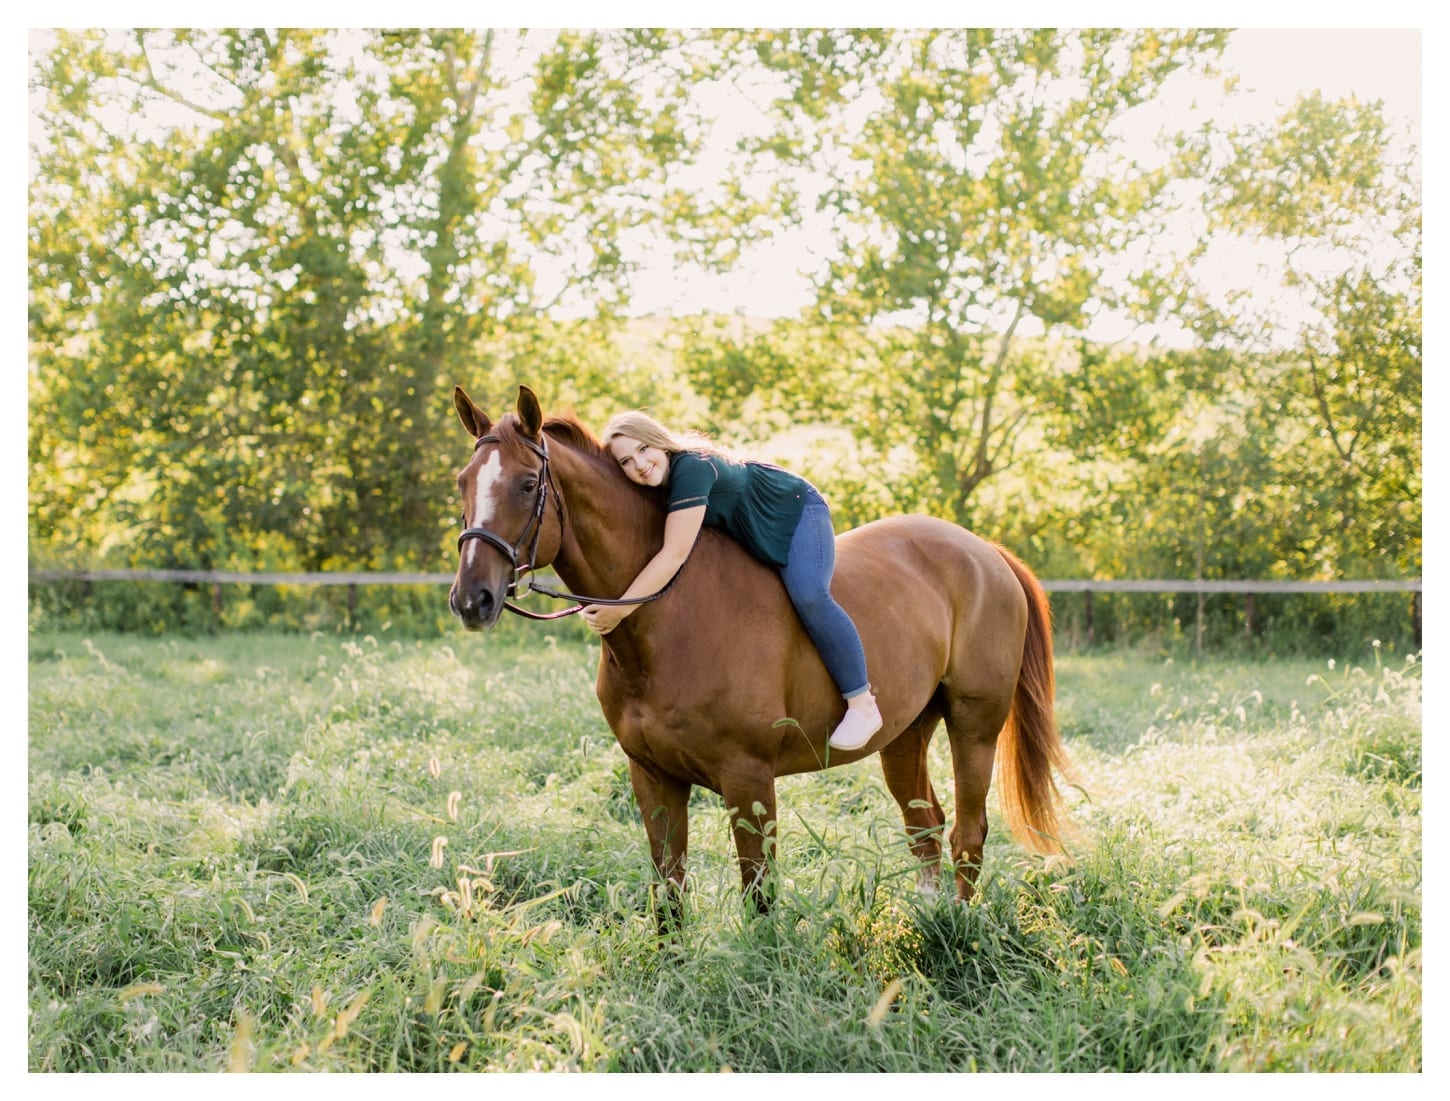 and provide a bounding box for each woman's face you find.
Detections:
[609,436,669,487]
